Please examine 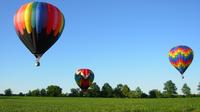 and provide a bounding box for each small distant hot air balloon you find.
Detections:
[14,2,65,66]
[75,68,94,92]
[169,45,194,79]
